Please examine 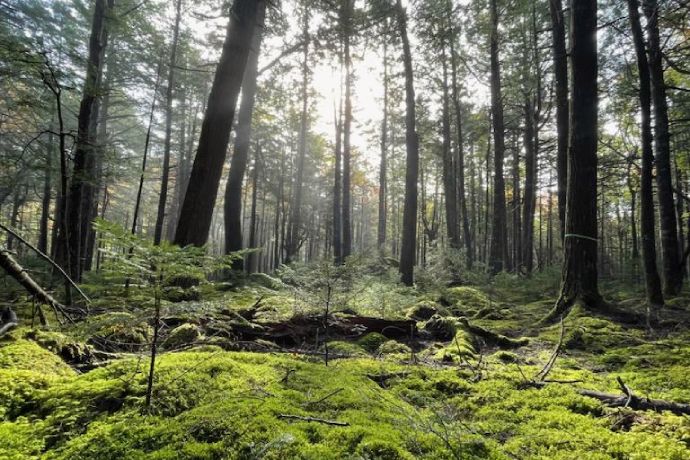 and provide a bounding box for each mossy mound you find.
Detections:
[405,301,441,321]
[163,286,201,303]
[440,287,490,315]
[248,272,286,290]
[85,312,153,351]
[422,314,458,340]
[433,330,477,362]
[162,324,202,350]
[377,340,412,356]
[357,332,389,353]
